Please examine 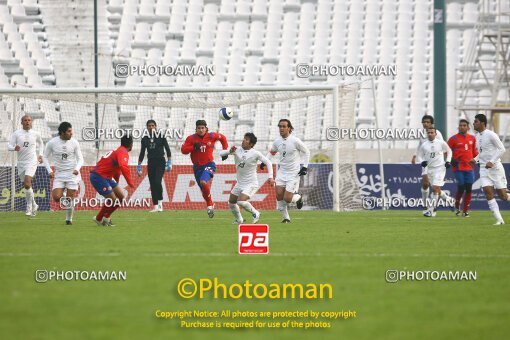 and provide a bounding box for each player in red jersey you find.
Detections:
[447,119,478,217]
[181,119,228,217]
[89,135,134,226]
